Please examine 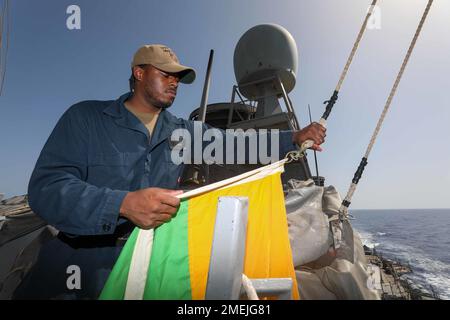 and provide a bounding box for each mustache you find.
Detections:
[167,85,177,92]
